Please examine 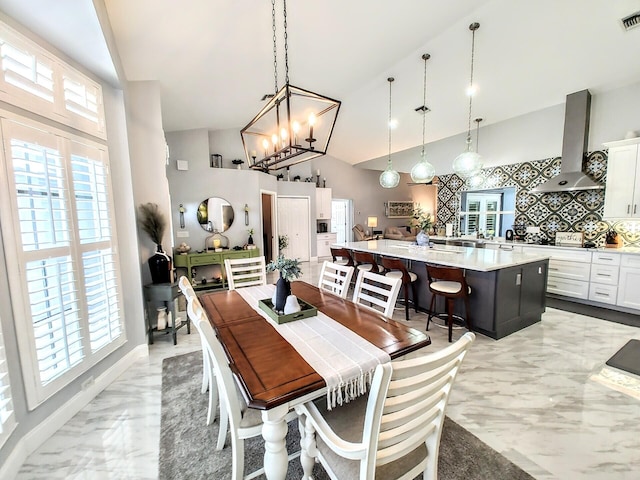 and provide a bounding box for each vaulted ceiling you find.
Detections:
[2,0,640,167]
